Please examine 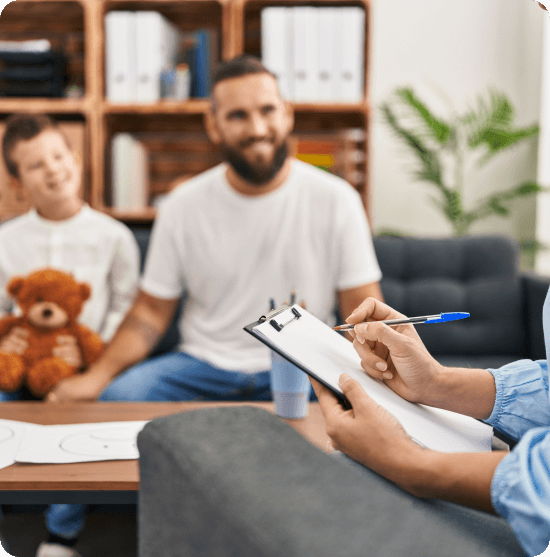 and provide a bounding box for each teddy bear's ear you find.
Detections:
[7,277,25,297]
[80,283,91,302]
